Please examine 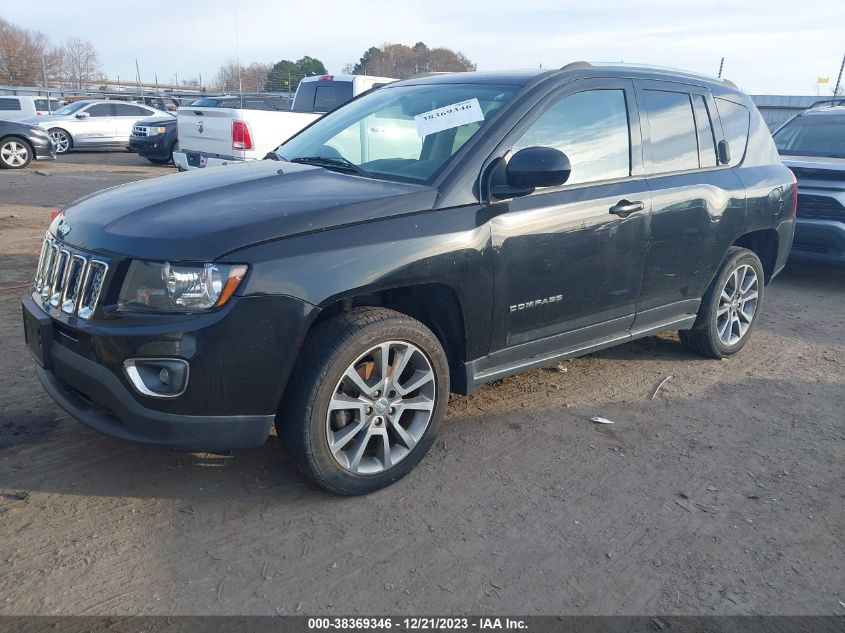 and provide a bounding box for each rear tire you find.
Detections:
[277,307,449,495]
[680,247,764,359]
